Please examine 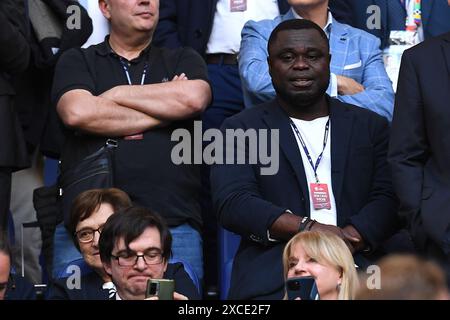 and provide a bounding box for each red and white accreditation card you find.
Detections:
[124,133,144,141]
[310,183,331,210]
[230,0,247,12]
